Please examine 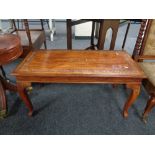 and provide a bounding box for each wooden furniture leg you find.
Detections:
[90,21,96,49]
[123,84,140,118]
[66,19,72,50]
[17,82,33,116]
[122,21,131,50]
[40,21,47,49]
[0,80,7,118]
[97,21,106,50]
[44,40,47,49]
[143,96,155,120]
